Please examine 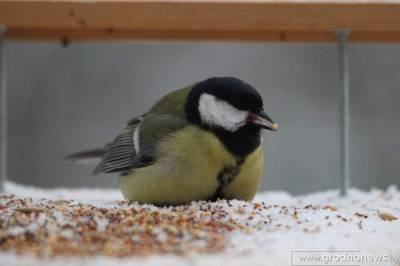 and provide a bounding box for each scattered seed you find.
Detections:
[378,212,398,221]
